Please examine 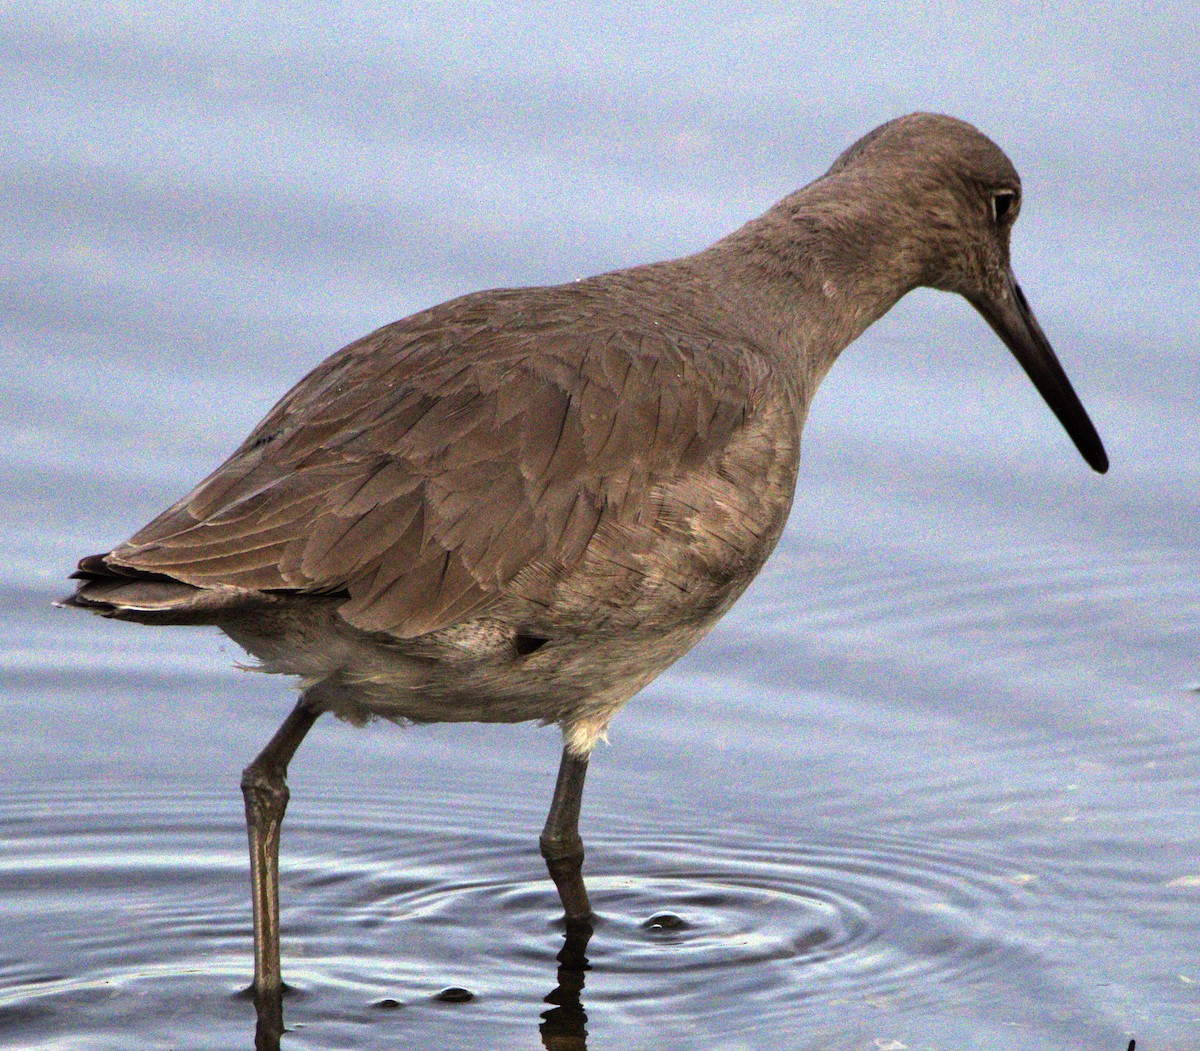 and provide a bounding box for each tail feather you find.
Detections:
[62,552,274,624]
